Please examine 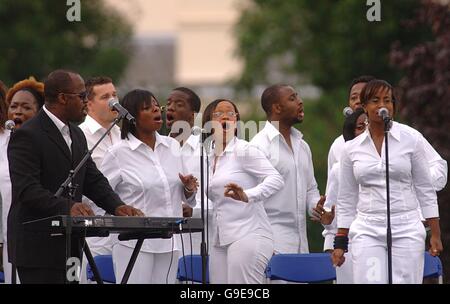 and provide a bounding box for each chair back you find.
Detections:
[87,254,116,283]
[423,251,443,283]
[266,253,336,283]
[177,254,209,283]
